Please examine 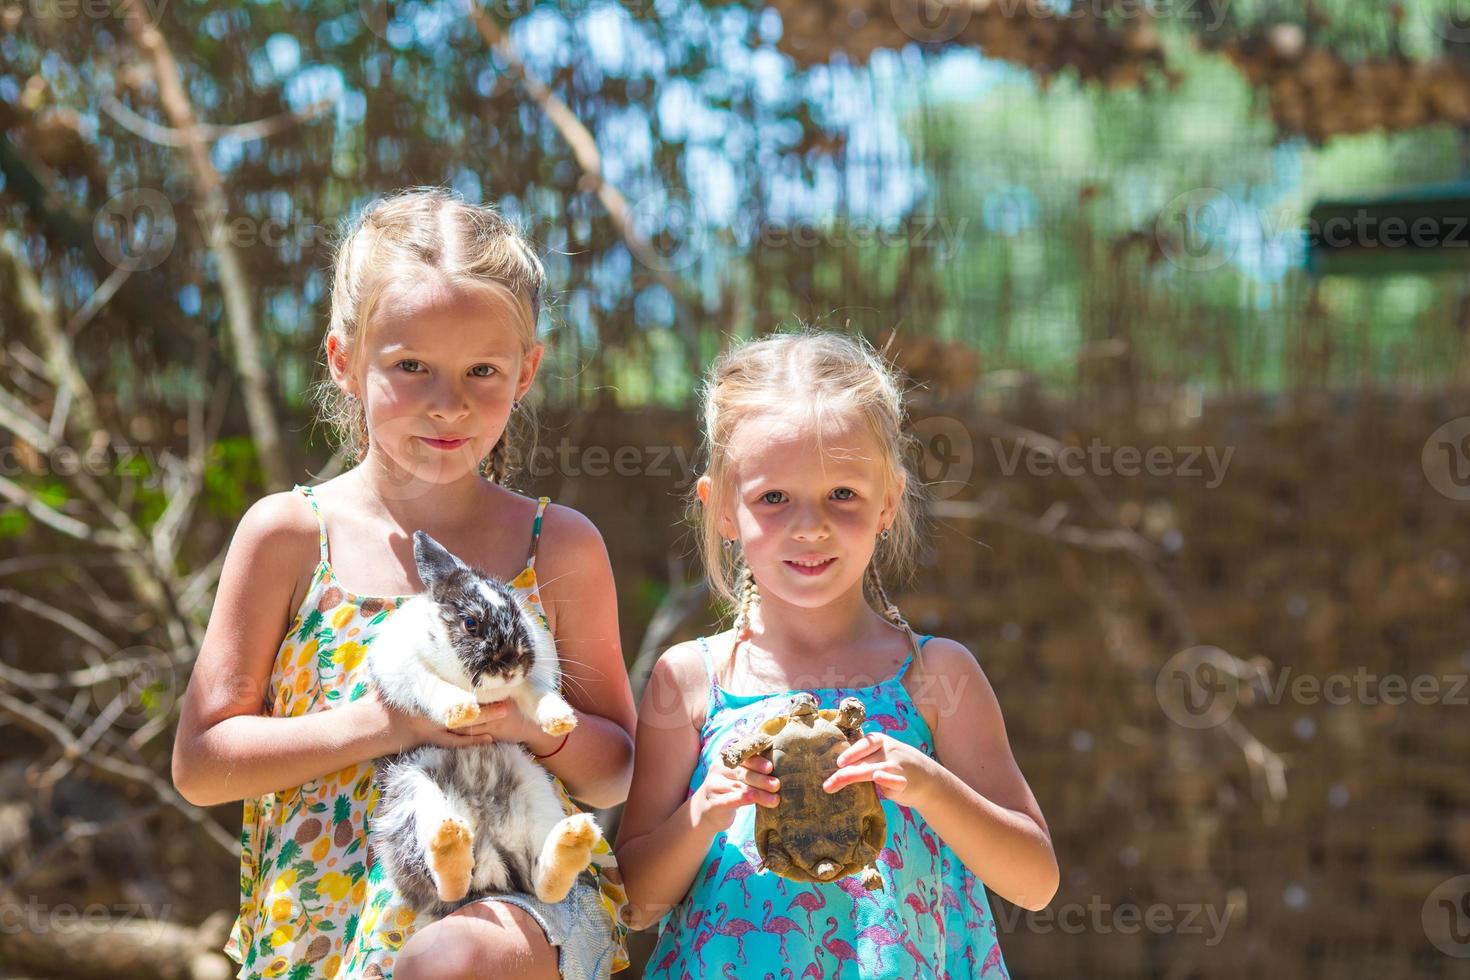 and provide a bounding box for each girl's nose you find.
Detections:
[428,381,471,422]
[791,503,829,539]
